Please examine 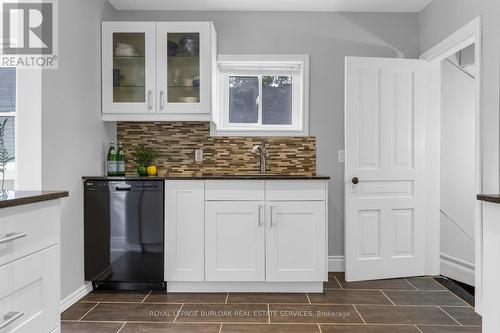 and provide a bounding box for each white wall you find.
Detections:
[440,59,475,285]
[420,0,500,195]
[113,10,421,259]
[41,0,116,299]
